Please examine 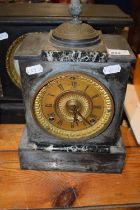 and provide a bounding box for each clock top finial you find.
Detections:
[69,0,82,23]
[50,0,101,47]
